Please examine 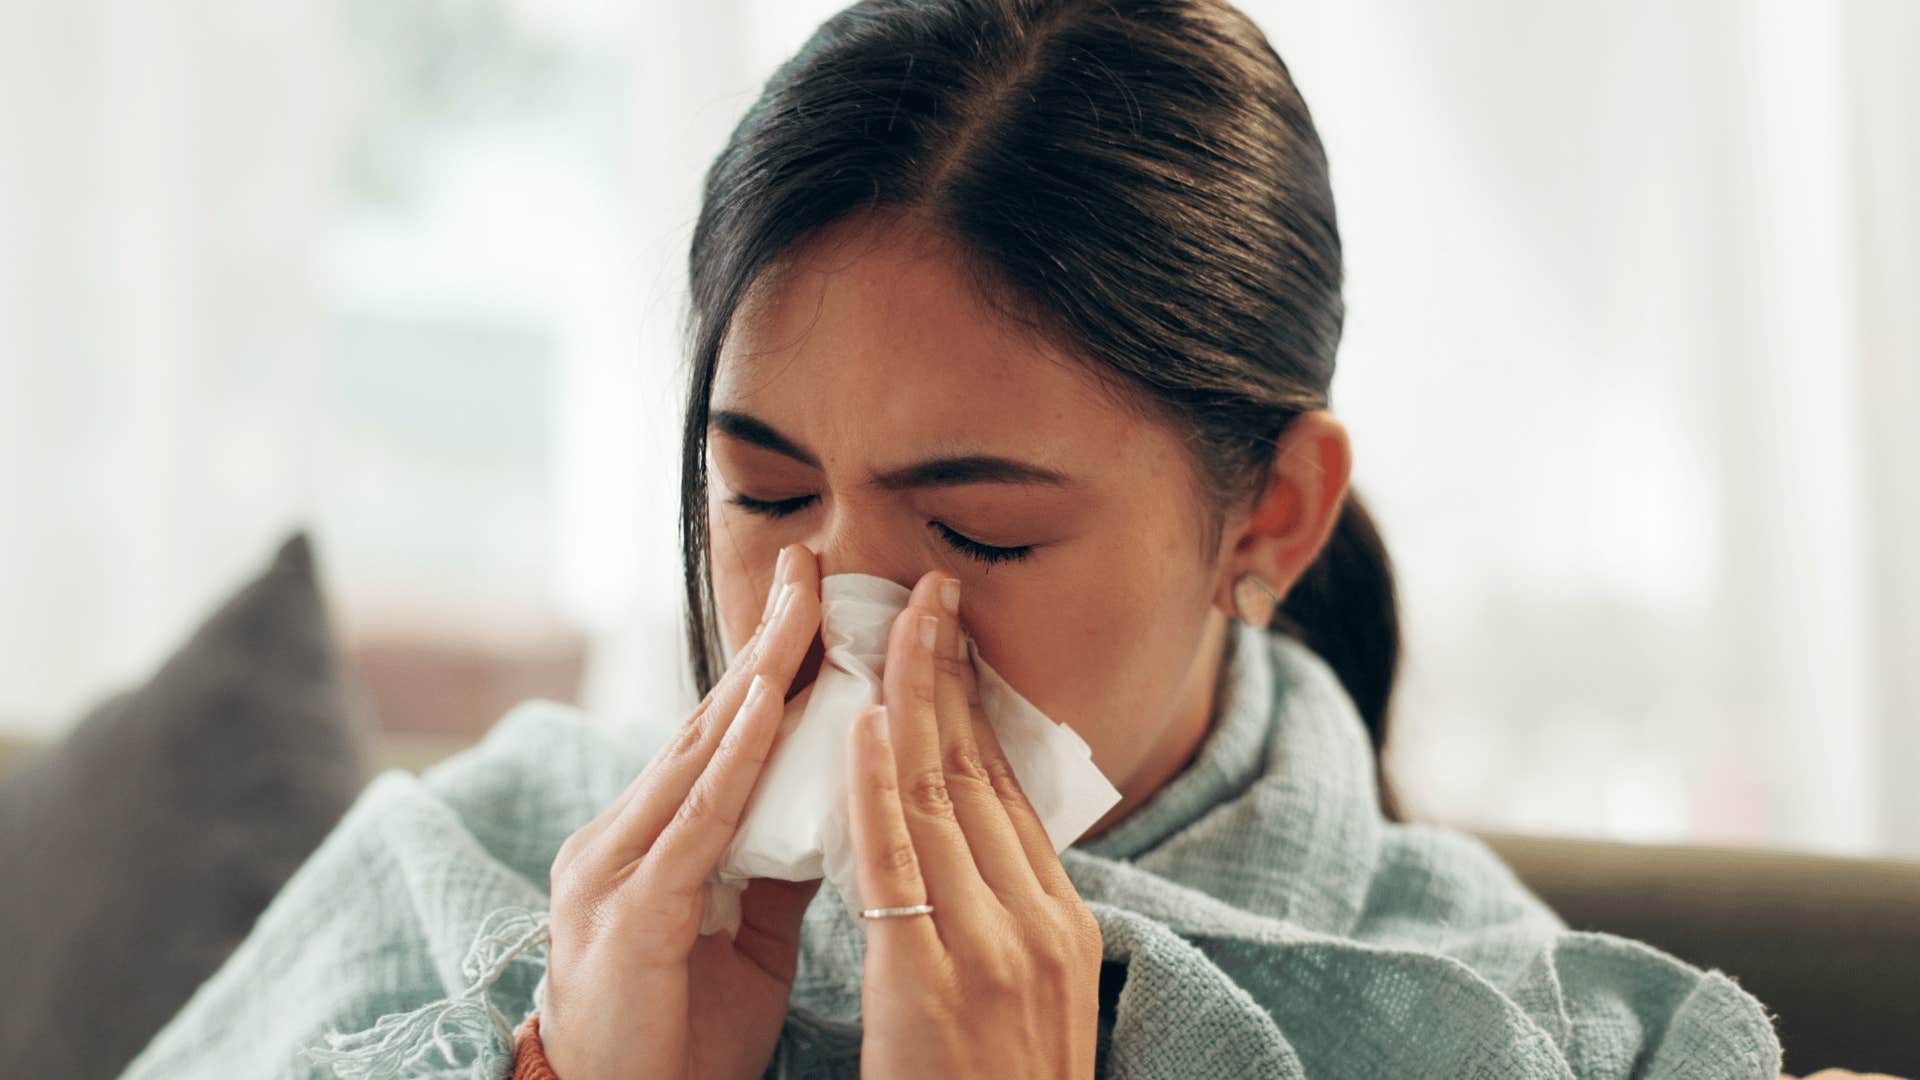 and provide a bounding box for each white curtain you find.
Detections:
[2,0,1914,856]
[1242,0,1920,857]
[0,1,337,735]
